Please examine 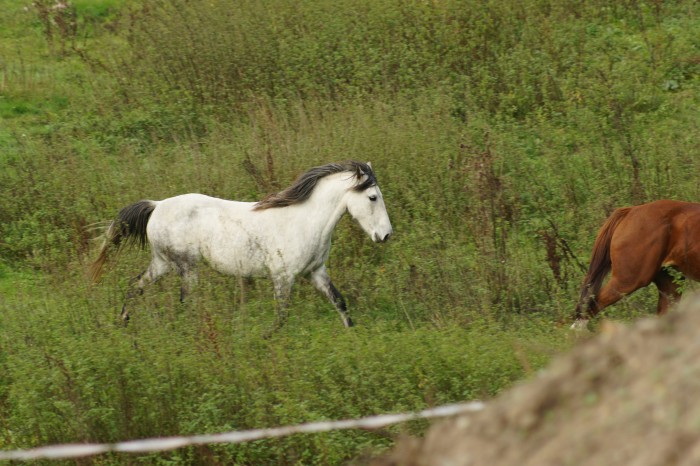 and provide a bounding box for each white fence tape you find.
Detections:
[0,401,485,461]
